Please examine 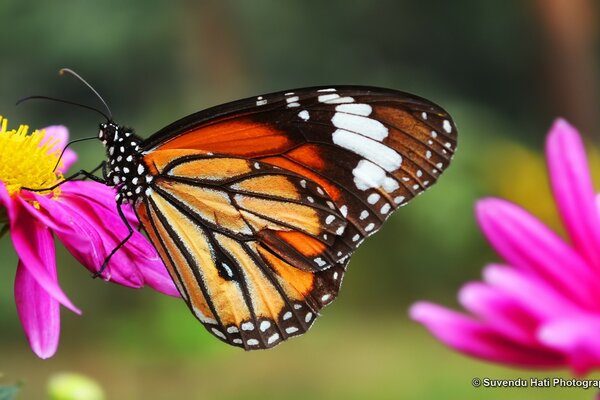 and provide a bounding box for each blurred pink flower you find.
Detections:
[410,119,600,375]
[0,117,177,359]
